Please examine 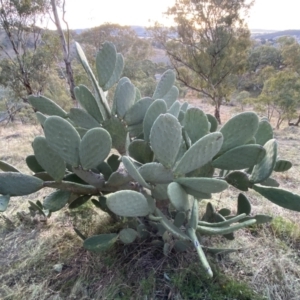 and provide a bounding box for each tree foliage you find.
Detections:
[152,0,253,123]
